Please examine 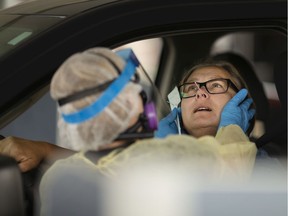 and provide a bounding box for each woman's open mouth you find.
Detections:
[194,107,212,113]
